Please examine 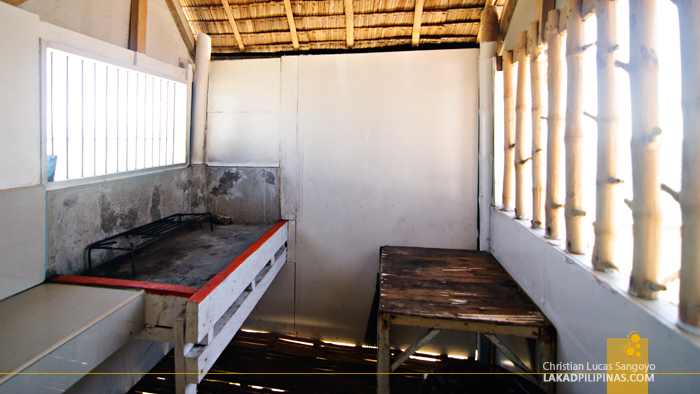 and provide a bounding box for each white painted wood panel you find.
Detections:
[205,112,280,167]
[185,222,288,343]
[0,2,41,190]
[294,49,479,342]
